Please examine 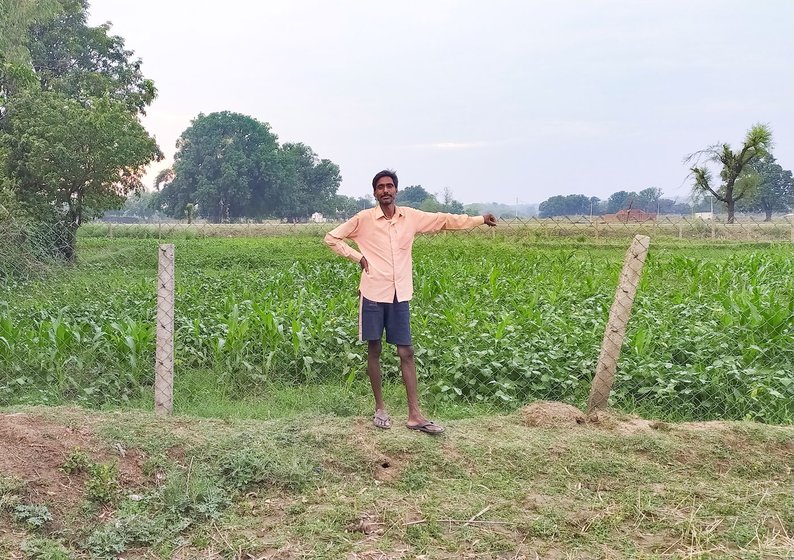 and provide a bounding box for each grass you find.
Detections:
[0,406,791,559]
